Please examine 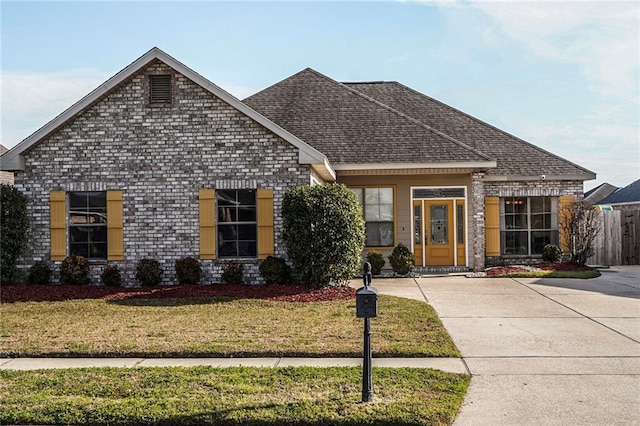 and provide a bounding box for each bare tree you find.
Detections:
[560,198,601,266]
